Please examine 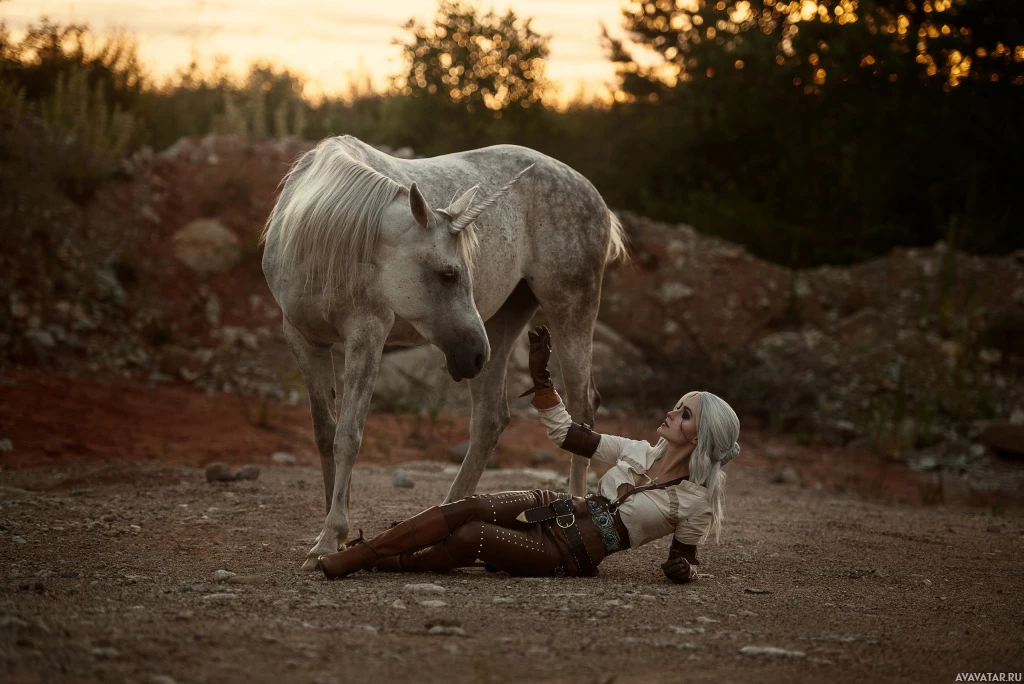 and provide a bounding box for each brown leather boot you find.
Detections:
[317,506,449,579]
